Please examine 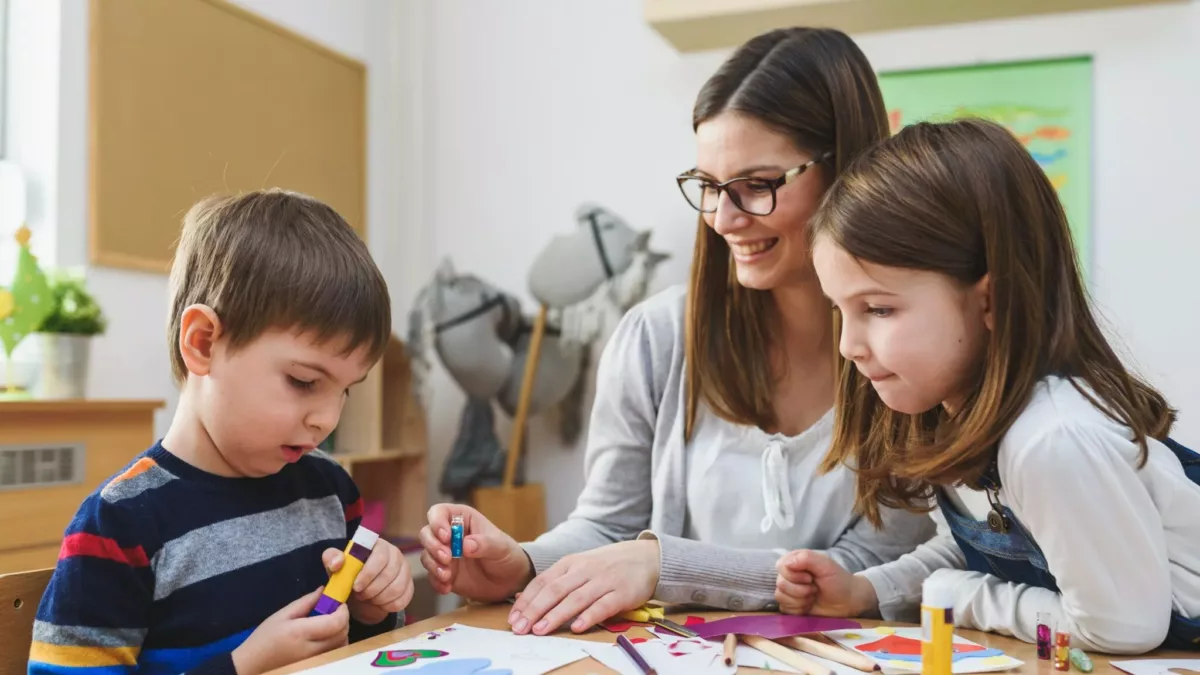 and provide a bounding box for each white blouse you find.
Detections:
[683,407,859,552]
[861,376,1200,654]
